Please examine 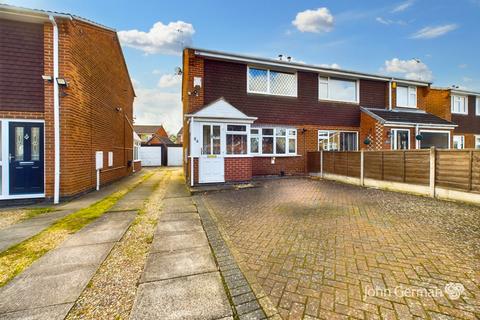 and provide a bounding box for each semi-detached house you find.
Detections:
[182,48,457,185]
[0,4,136,203]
